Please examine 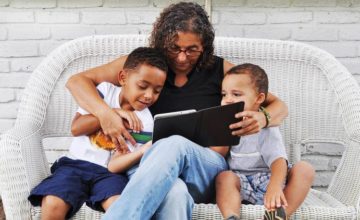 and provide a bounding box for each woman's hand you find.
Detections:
[98,108,136,151]
[229,110,266,136]
[114,108,143,133]
[264,183,288,211]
